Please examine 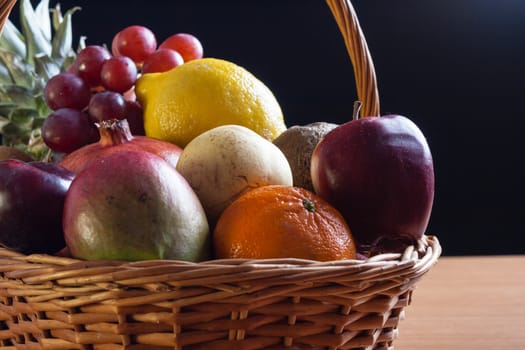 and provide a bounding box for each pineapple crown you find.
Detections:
[0,0,84,161]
